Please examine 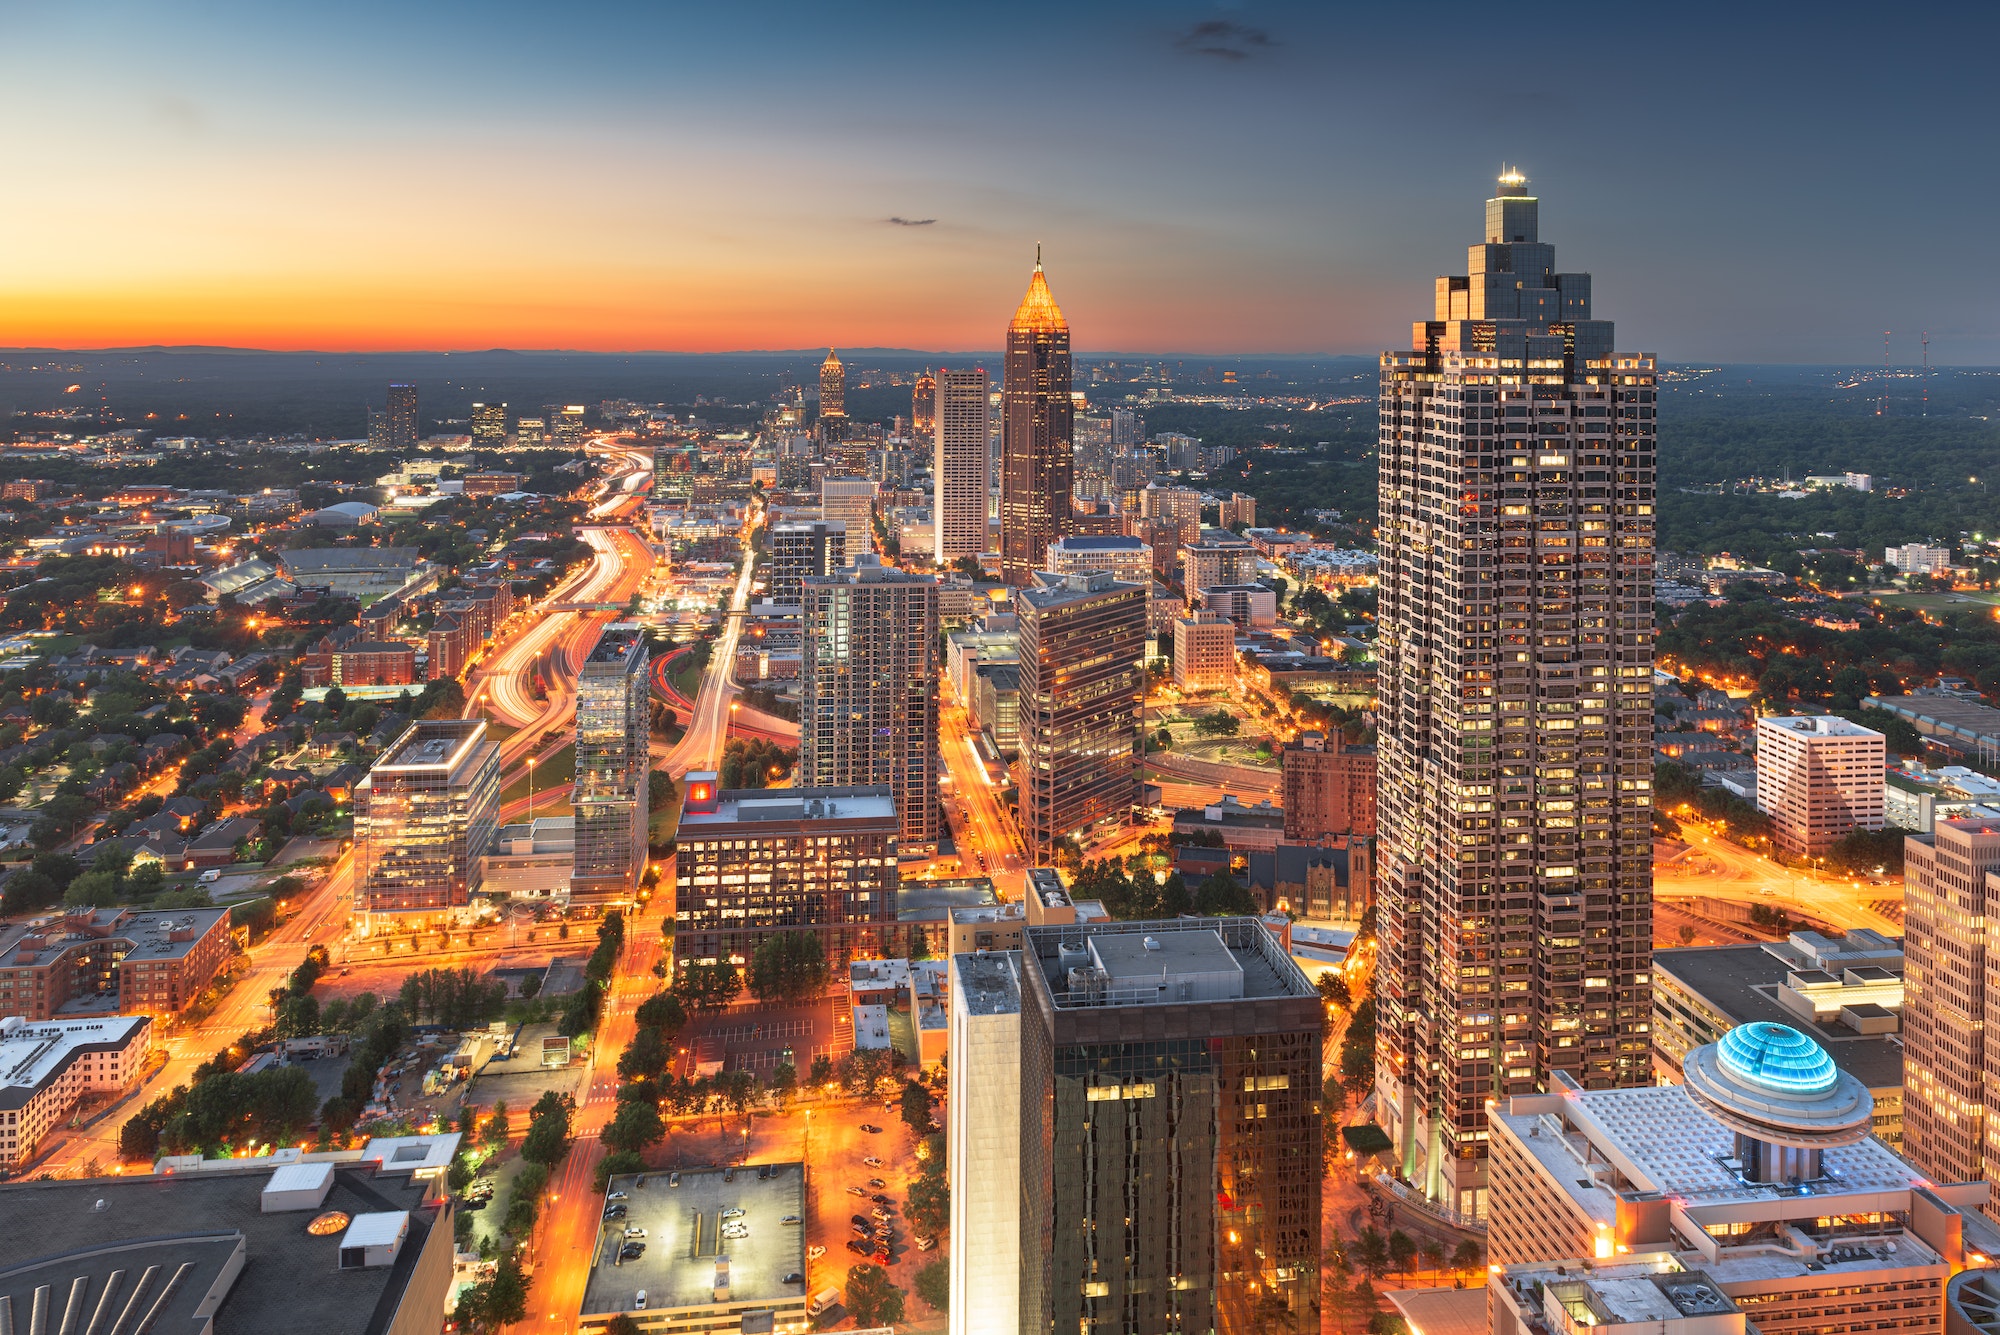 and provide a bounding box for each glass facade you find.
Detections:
[1018,573,1146,860]
[355,720,501,924]
[572,628,650,899]
[999,261,1075,587]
